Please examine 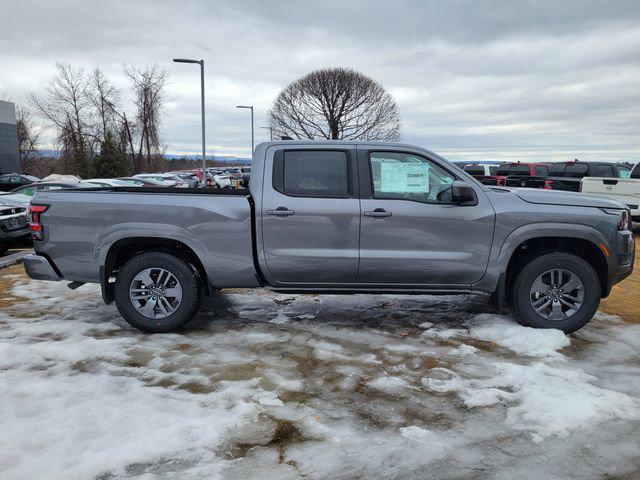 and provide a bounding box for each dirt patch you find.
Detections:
[600,235,640,323]
[0,264,29,308]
